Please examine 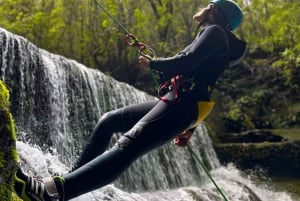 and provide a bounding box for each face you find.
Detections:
[193,4,214,23]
